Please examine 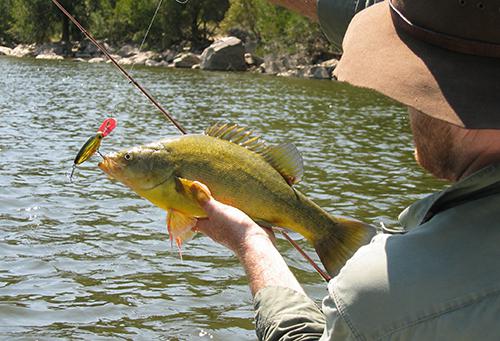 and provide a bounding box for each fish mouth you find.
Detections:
[98,155,171,191]
[98,156,119,179]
